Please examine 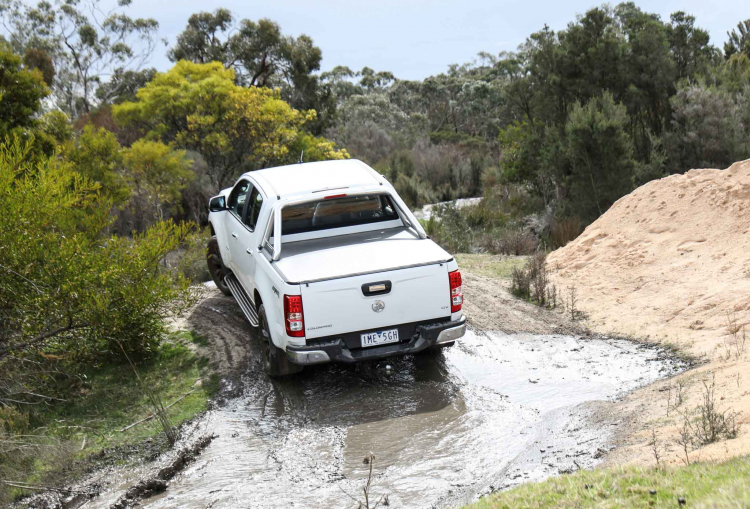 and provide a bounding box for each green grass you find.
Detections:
[4,331,218,503]
[456,253,528,279]
[173,329,210,348]
[34,334,218,452]
[464,458,750,509]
